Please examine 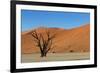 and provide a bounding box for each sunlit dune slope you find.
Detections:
[21,24,90,54]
